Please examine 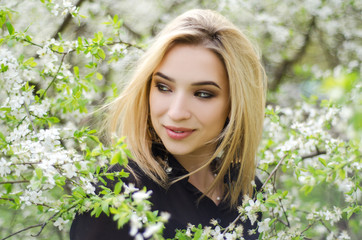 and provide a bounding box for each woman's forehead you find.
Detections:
[154,44,228,88]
